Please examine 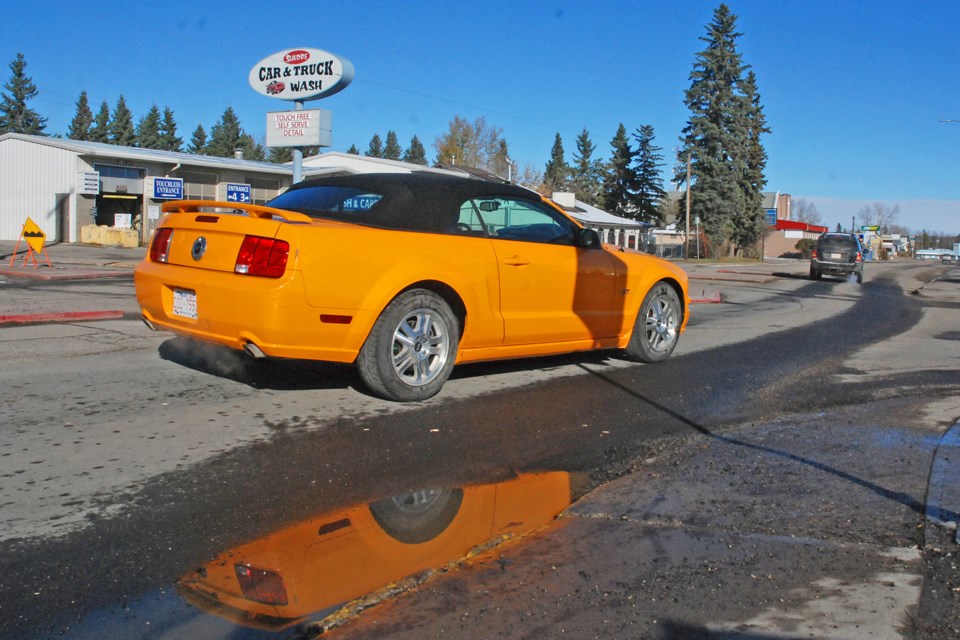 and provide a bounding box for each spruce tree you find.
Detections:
[188,124,207,154]
[136,105,163,149]
[89,101,111,143]
[729,69,770,251]
[402,135,427,165]
[366,133,383,158]
[238,133,265,161]
[109,95,136,146]
[0,53,47,135]
[543,133,569,193]
[602,124,637,216]
[268,147,293,163]
[680,3,768,256]
[383,130,402,160]
[206,107,244,157]
[569,128,604,206]
[346,144,360,155]
[67,91,93,140]
[159,107,182,151]
[632,125,666,225]
[489,139,513,180]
